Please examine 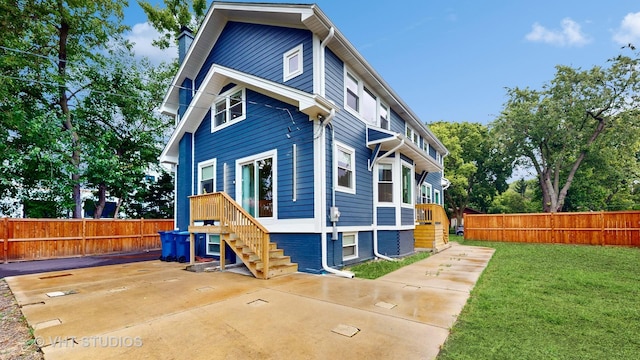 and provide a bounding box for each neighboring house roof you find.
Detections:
[160,1,448,164]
